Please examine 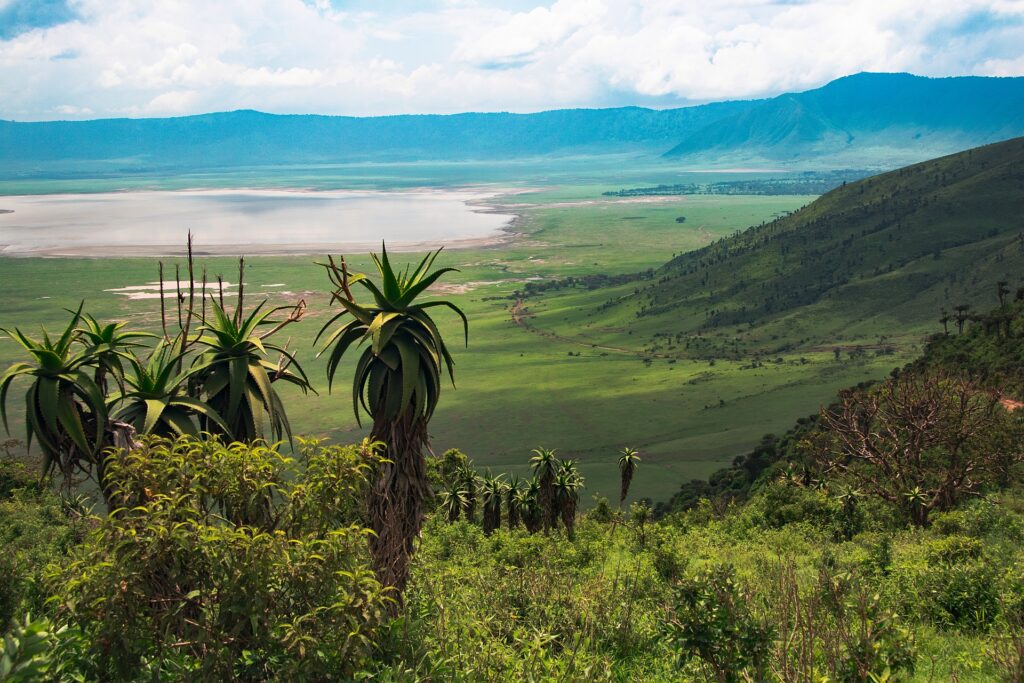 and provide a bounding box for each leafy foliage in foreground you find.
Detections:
[0,456,86,629]
[42,437,388,681]
[5,442,1024,681]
